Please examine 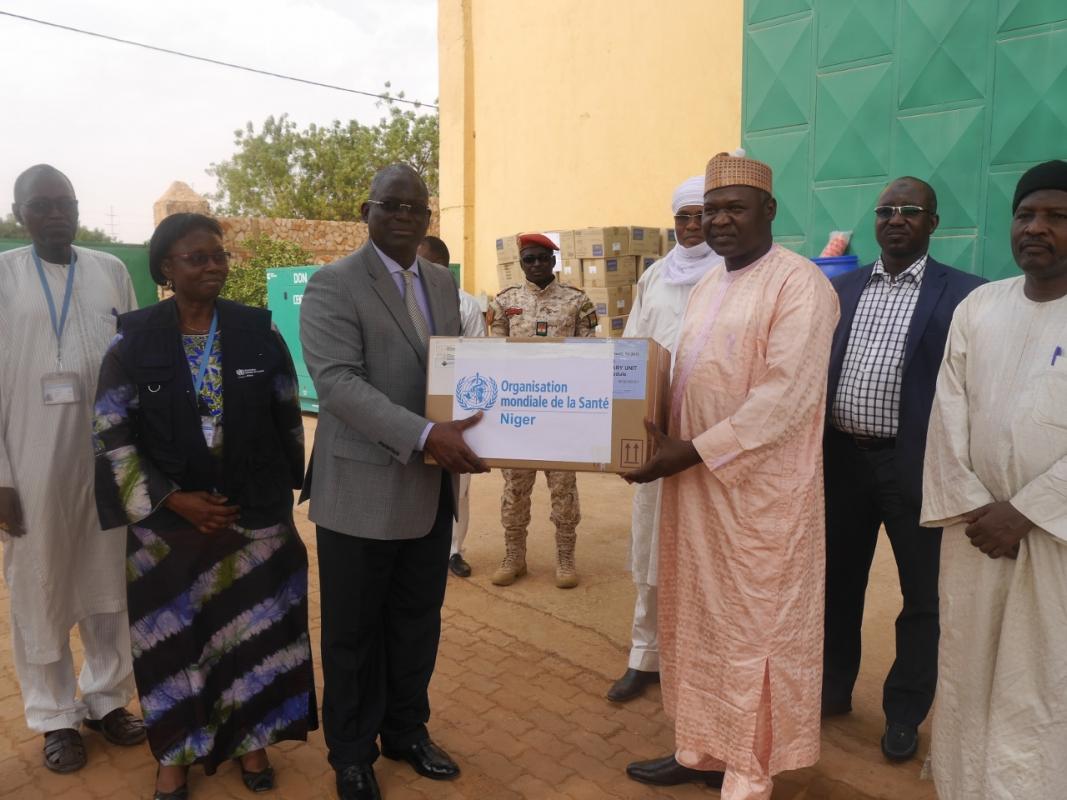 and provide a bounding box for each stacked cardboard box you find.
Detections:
[495,233,520,287]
